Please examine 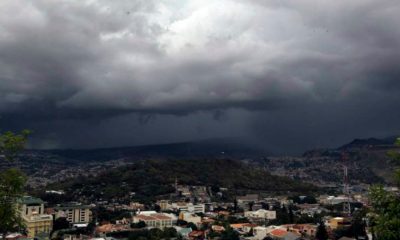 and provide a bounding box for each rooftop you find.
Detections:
[54,204,91,210]
[18,196,44,205]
